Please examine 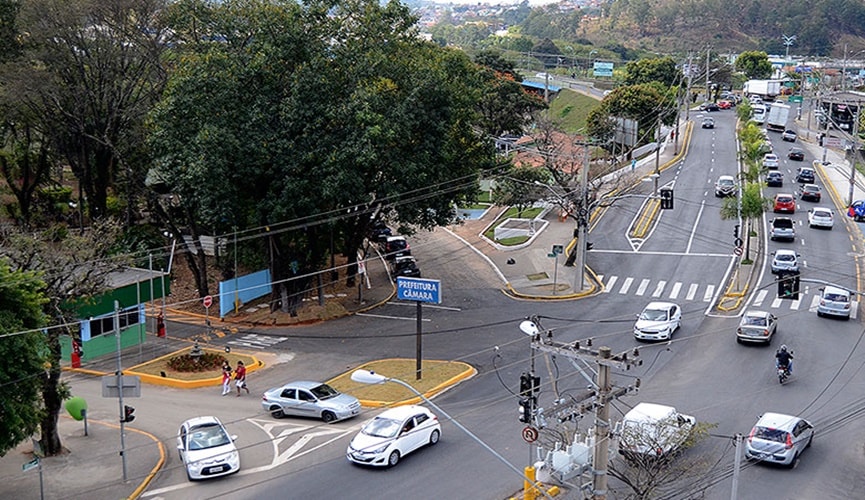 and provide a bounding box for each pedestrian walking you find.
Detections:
[235,360,250,396]
[221,361,232,396]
